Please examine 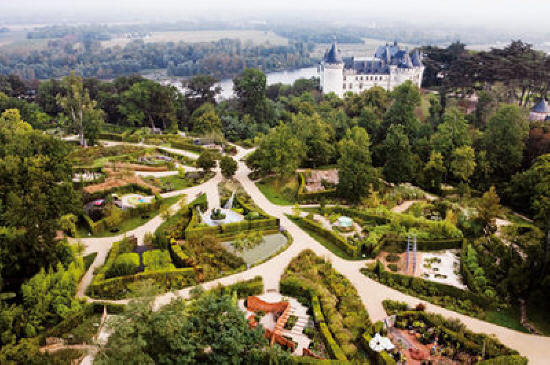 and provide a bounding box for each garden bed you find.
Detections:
[221,232,288,265]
